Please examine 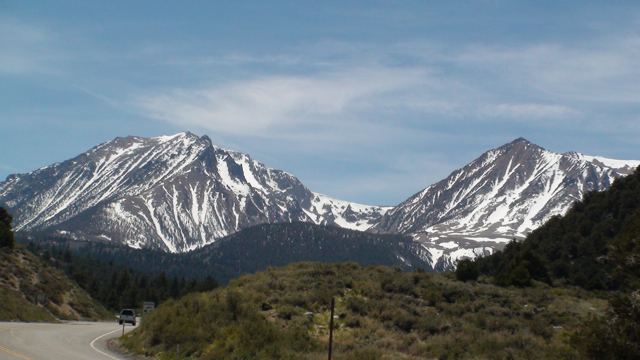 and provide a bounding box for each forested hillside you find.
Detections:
[23,241,219,311]
[191,222,432,283]
[17,234,211,280]
[476,166,640,289]
[21,222,431,285]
